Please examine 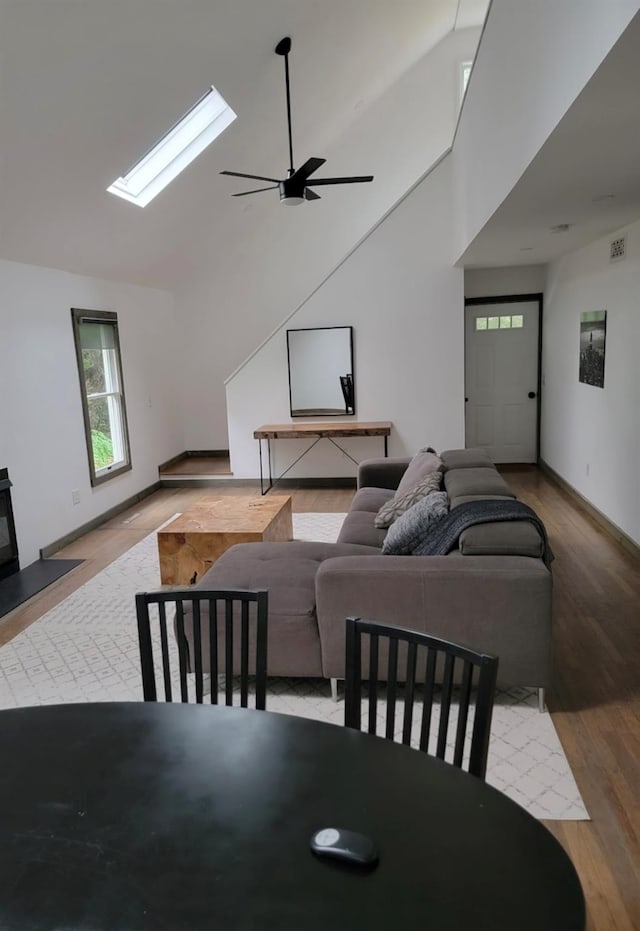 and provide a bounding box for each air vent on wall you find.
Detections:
[610,235,626,262]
